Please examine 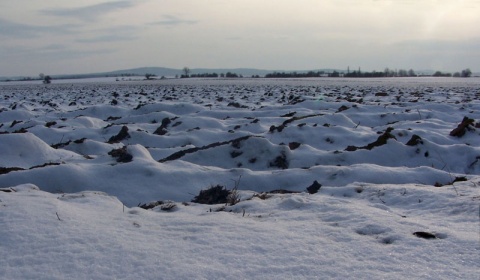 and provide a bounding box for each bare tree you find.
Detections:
[182,67,190,77]
[461,68,472,78]
[145,73,156,80]
[43,75,52,84]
